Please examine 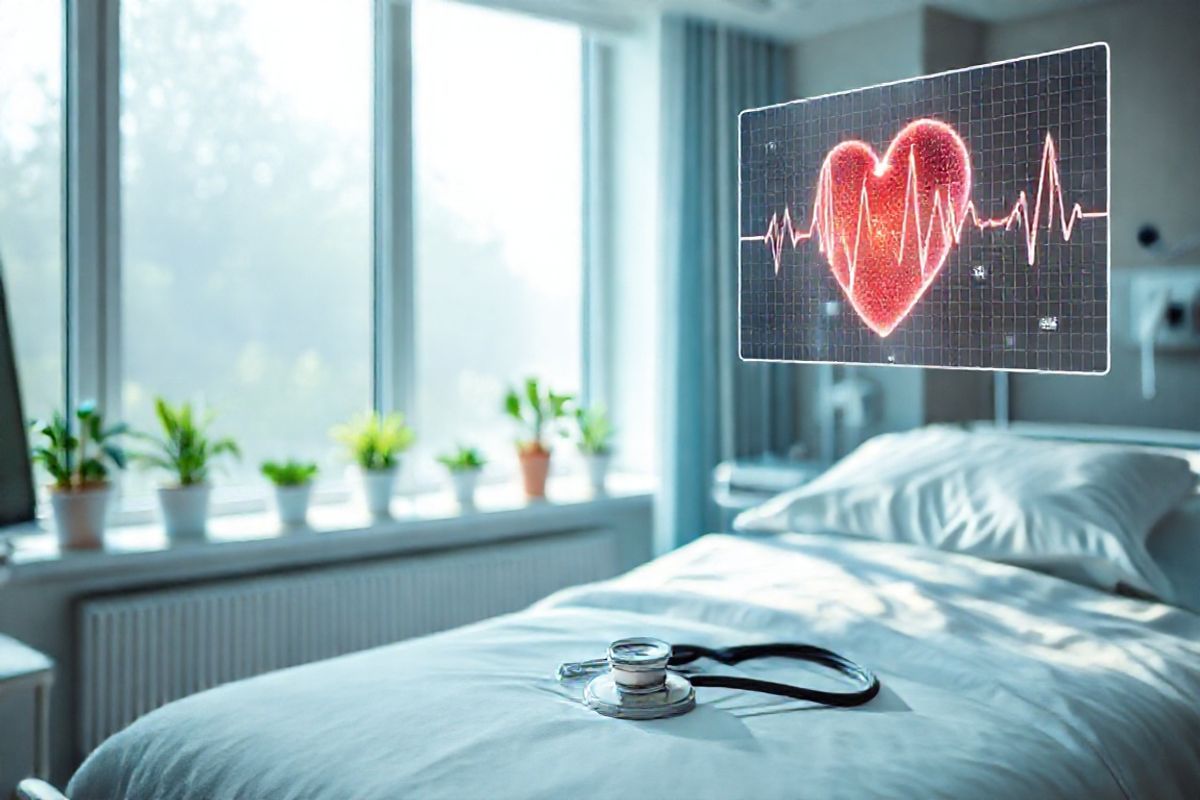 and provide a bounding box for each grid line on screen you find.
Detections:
[738,43,1109,373]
